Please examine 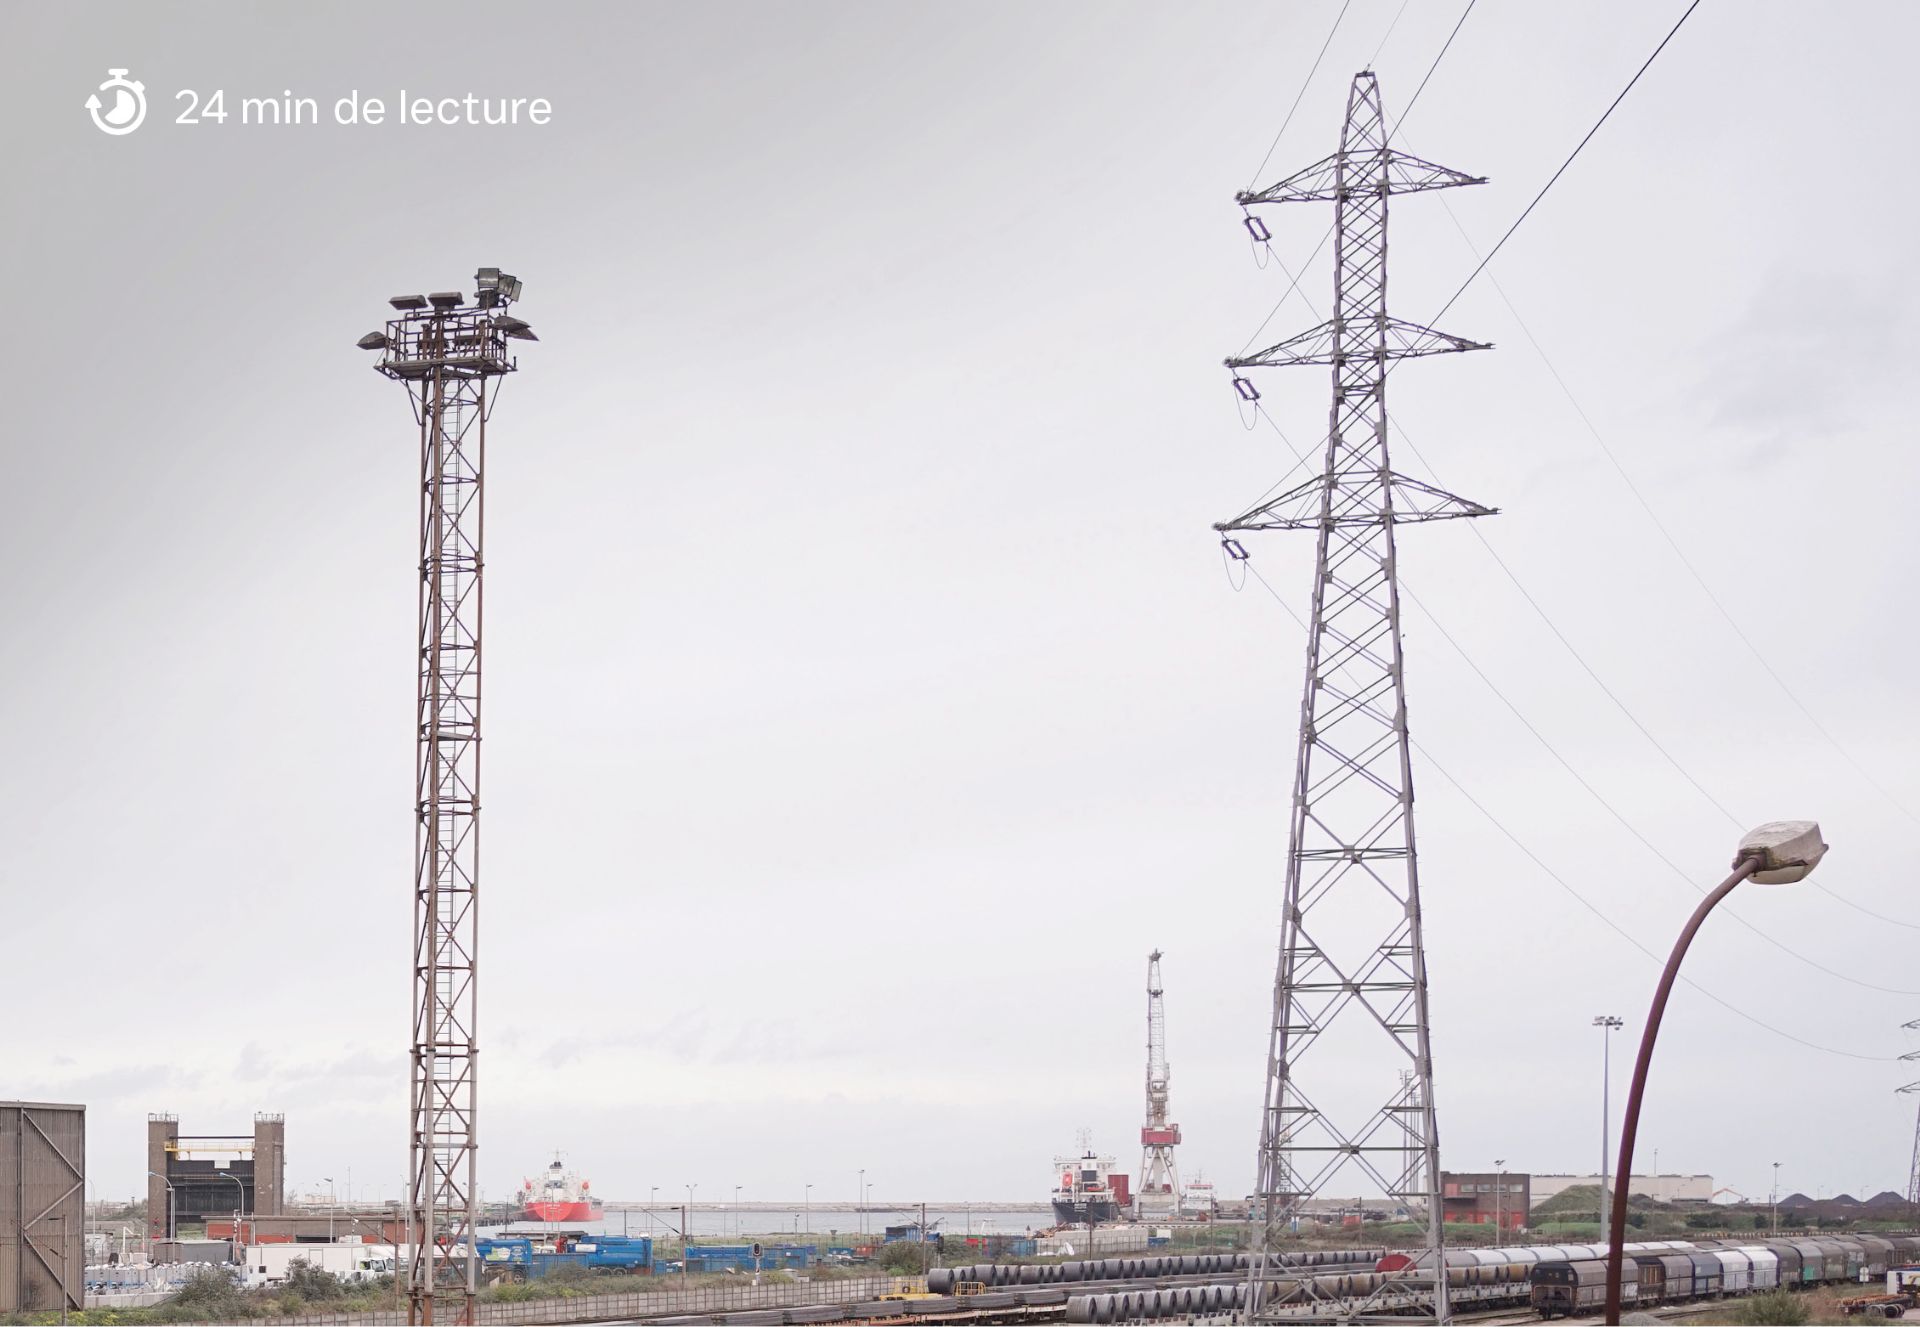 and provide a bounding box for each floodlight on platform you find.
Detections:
[357,331,389,350]
[428,292,465,309]
[389,295,428,311]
